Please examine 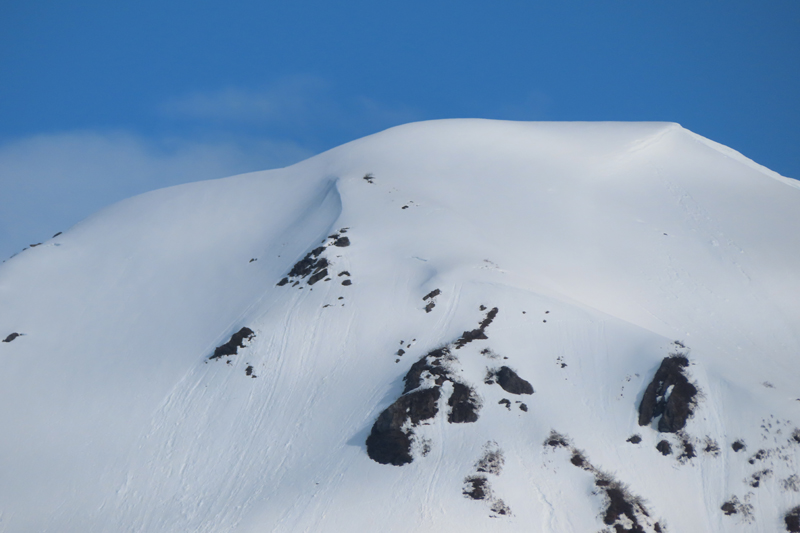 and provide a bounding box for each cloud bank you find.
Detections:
[0,131,311,260]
